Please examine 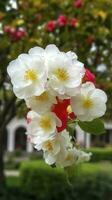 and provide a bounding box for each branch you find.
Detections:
[0,95,16,123]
